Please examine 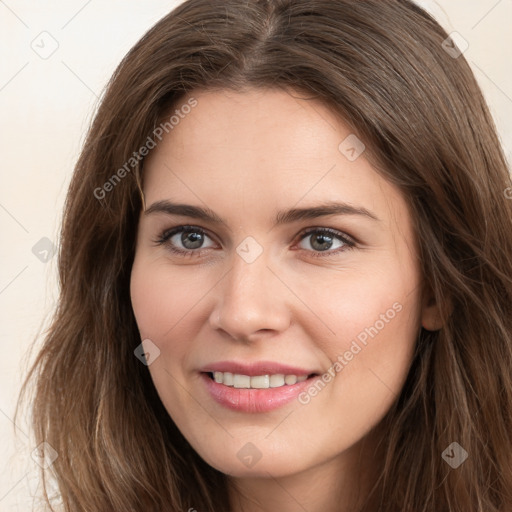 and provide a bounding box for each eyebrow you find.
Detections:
[144,200,380,225]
